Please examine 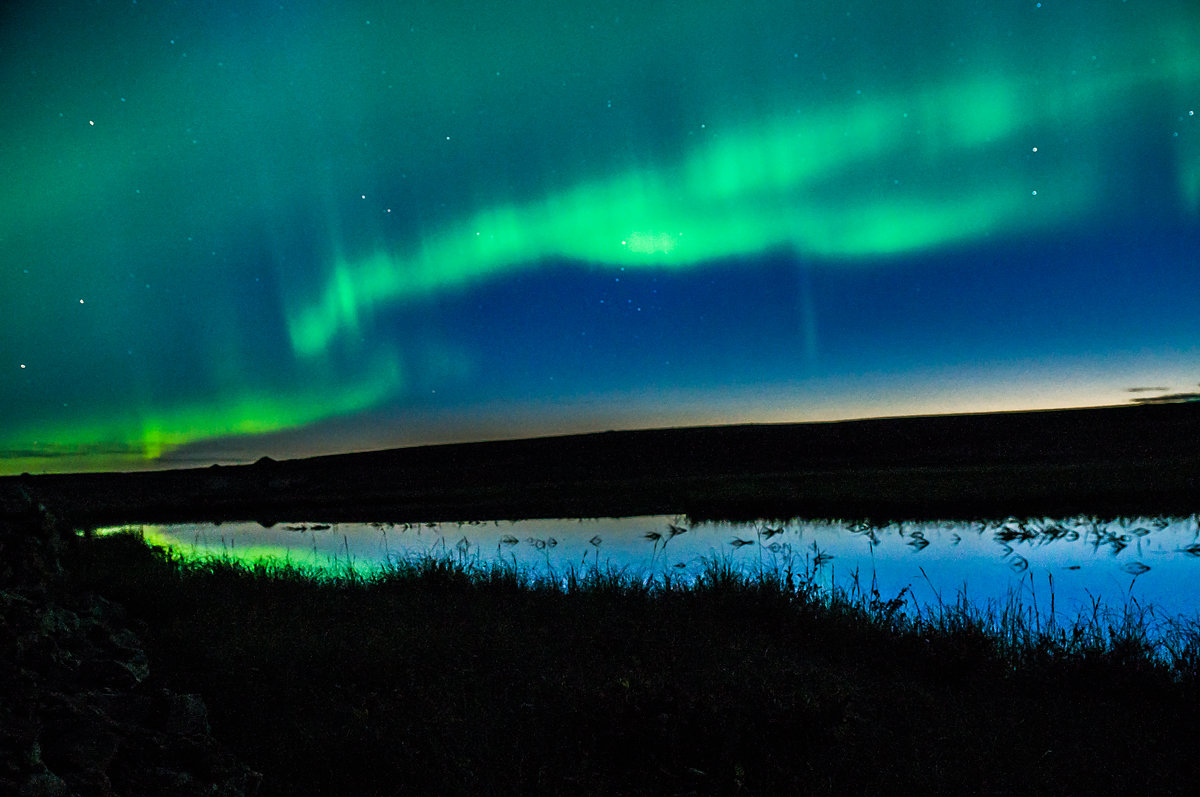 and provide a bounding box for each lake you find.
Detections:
[93,514,1200,622]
